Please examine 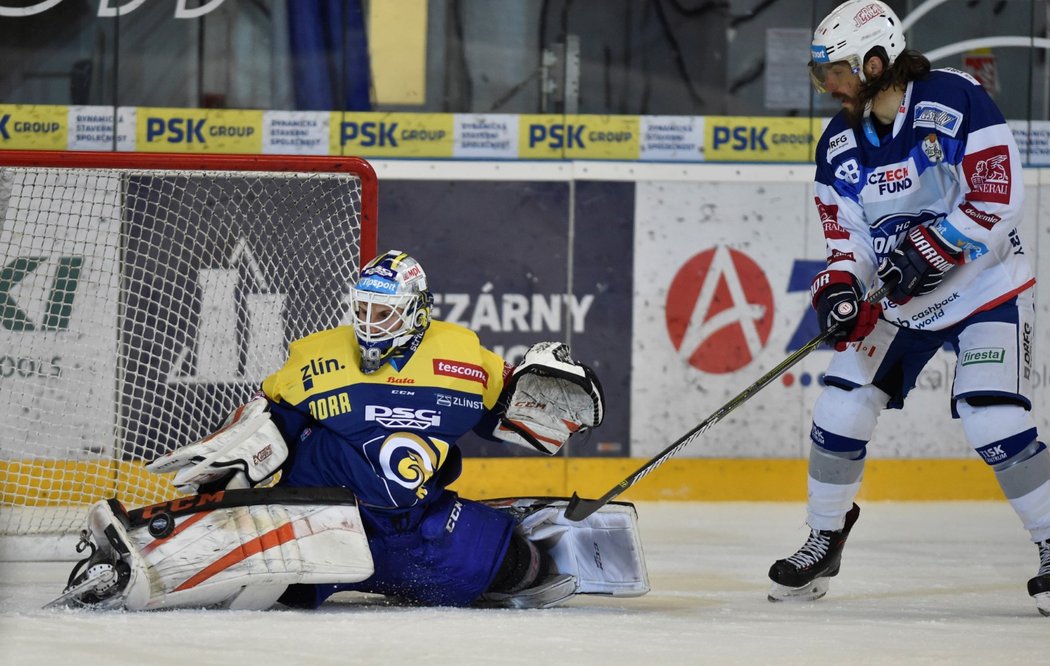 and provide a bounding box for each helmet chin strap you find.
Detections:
[361,346,383,374]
